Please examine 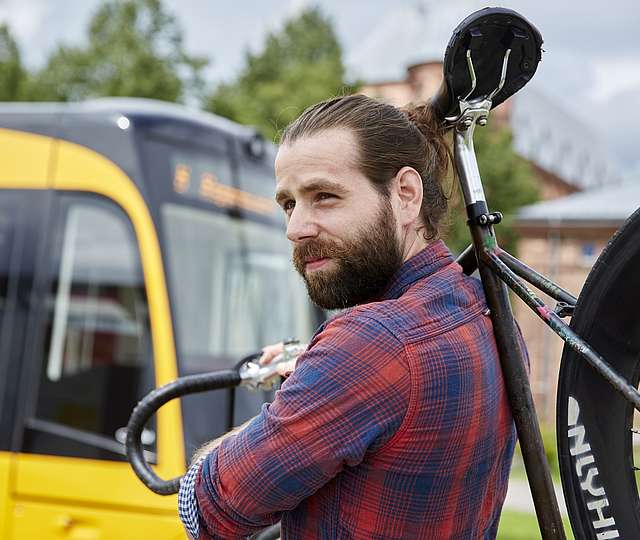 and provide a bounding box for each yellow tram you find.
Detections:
[0,99,318,539]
